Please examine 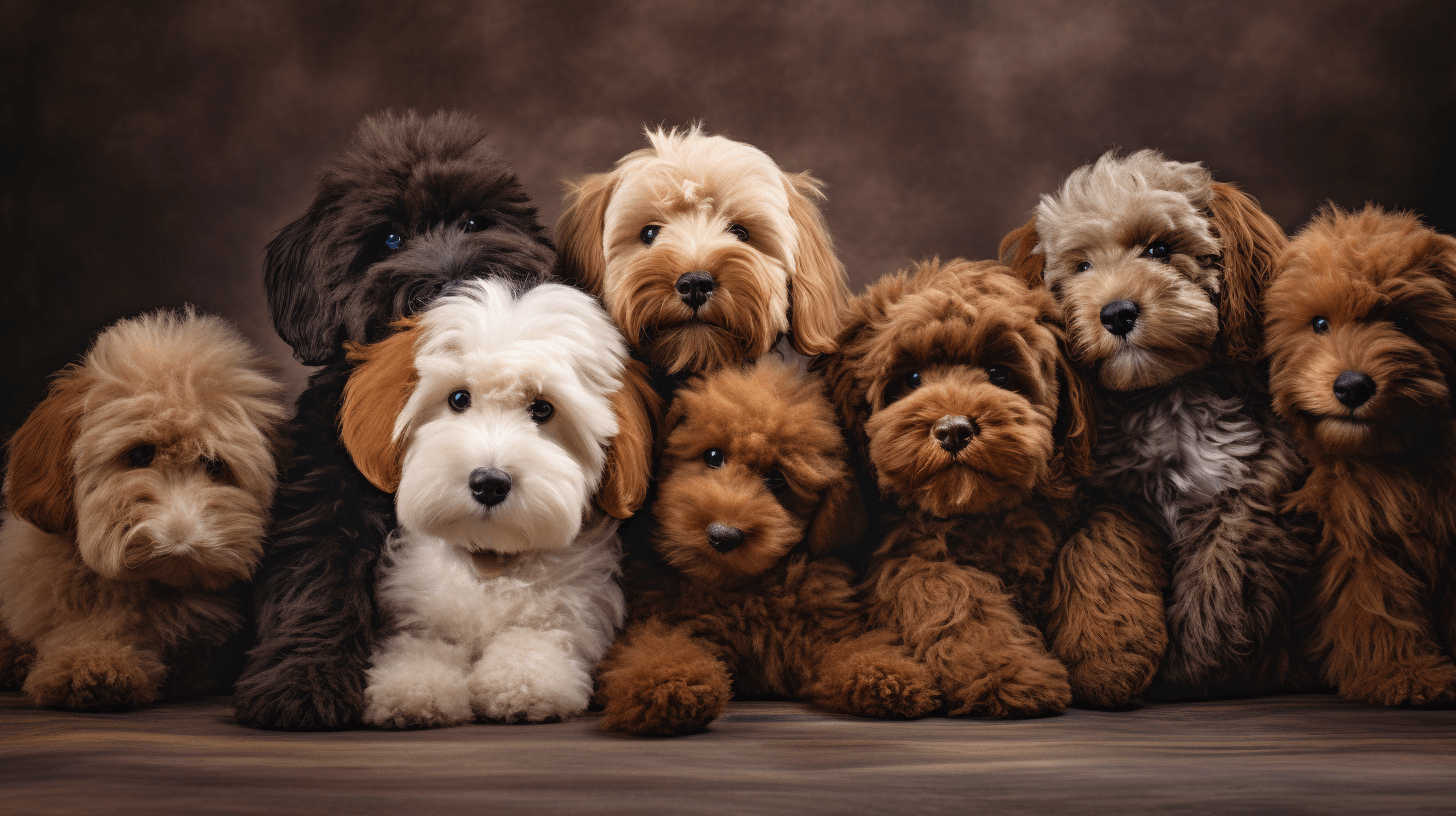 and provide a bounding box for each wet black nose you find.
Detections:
[675,271,715,309]
[706,523,744,553]
[933,415,979,453]
[469,467,512,507]
[1333,371,1376,409]
[1100,300,1140,337]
